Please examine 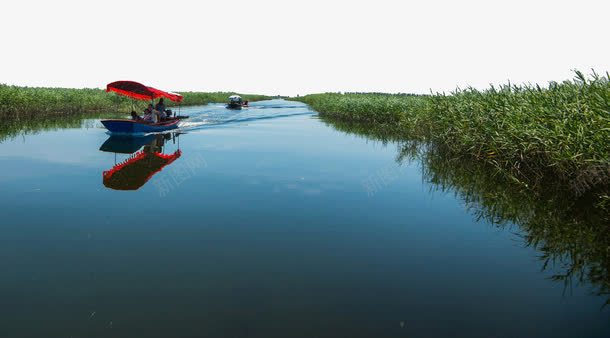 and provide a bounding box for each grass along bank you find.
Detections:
[0,85,271,142]
[293,71,610,190]
[0,84,271,118]
[322,117,610,305]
